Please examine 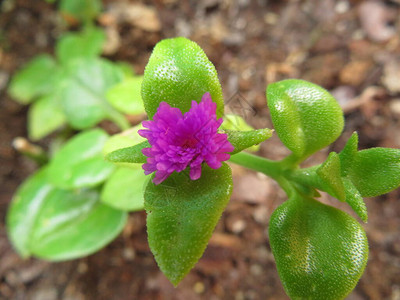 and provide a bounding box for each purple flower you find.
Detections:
[138,93,234,185]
